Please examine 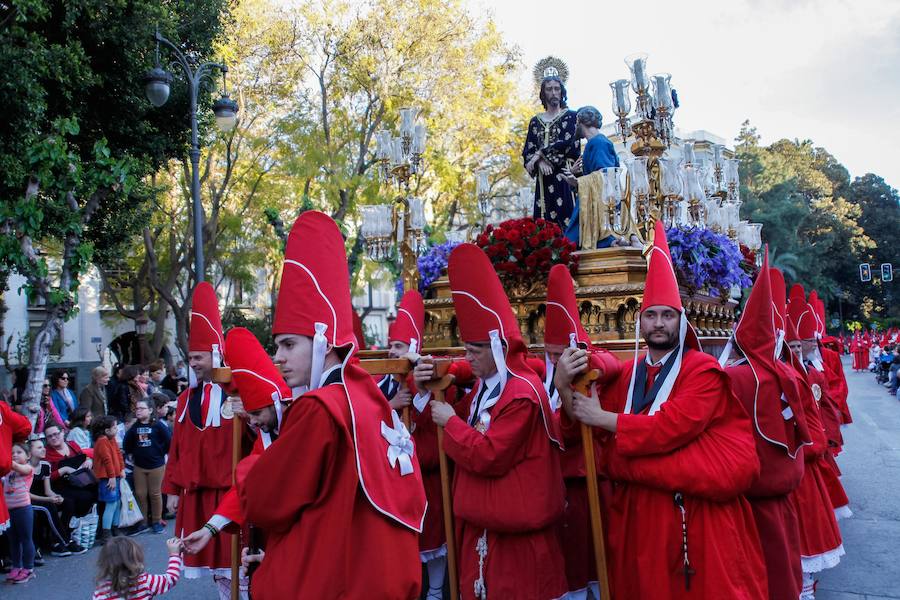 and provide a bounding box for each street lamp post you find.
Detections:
[144,31,239,282]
